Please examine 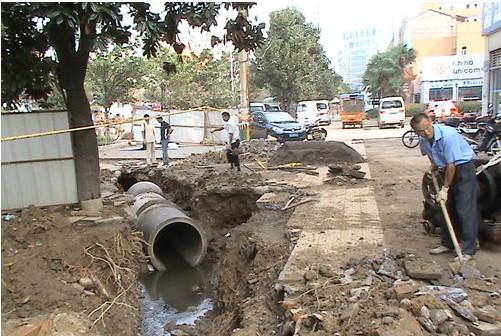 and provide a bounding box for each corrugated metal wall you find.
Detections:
[1,111,78,210]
